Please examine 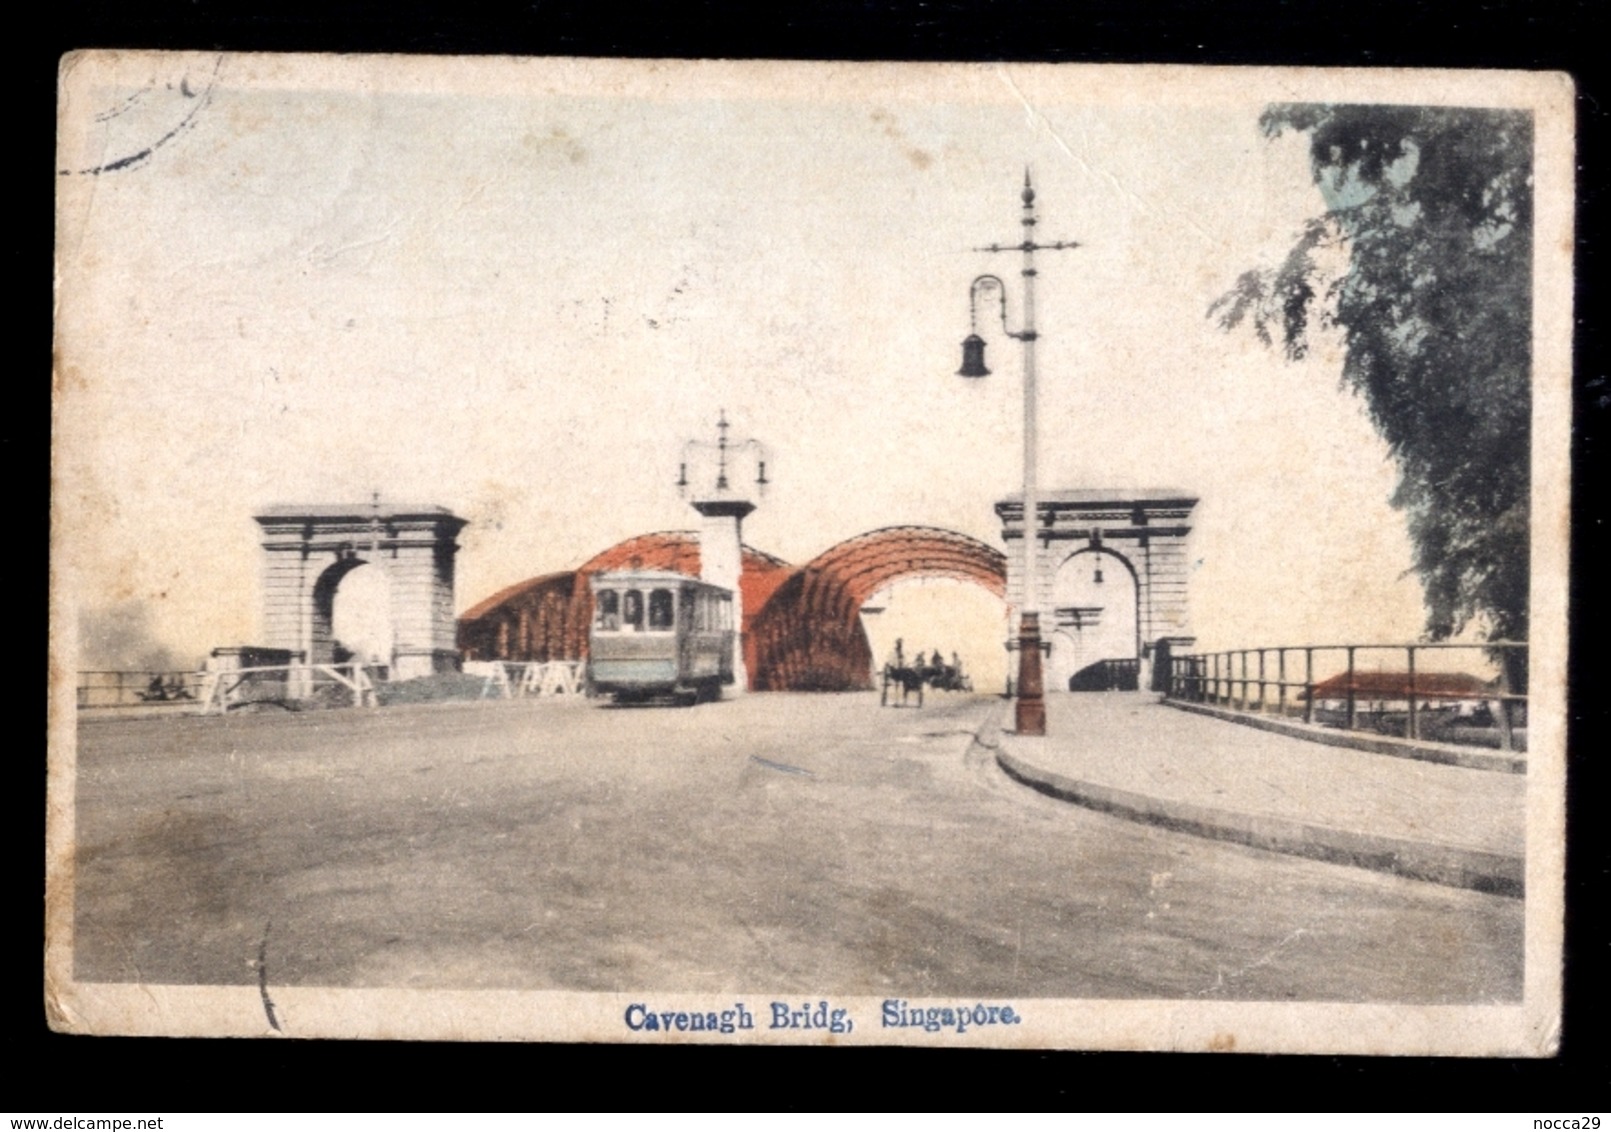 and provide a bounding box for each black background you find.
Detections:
[28,0,1607,1109]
